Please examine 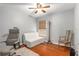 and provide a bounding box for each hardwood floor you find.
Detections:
[21,43,70,56]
